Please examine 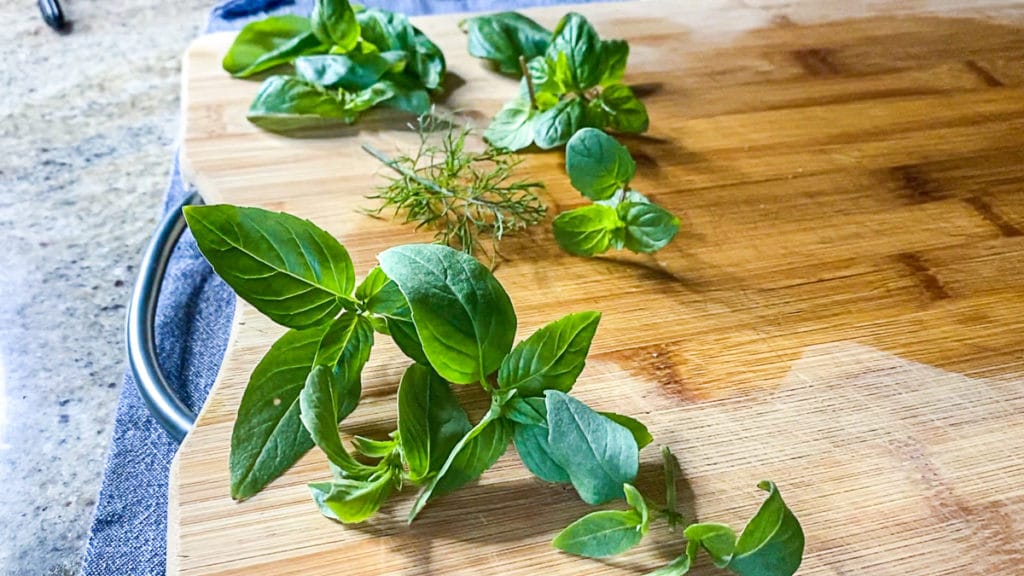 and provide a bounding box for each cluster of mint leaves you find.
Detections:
[554,128,680,256]
[463,11,649,151]
[221,0,445,131]
[183,204,804,574]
